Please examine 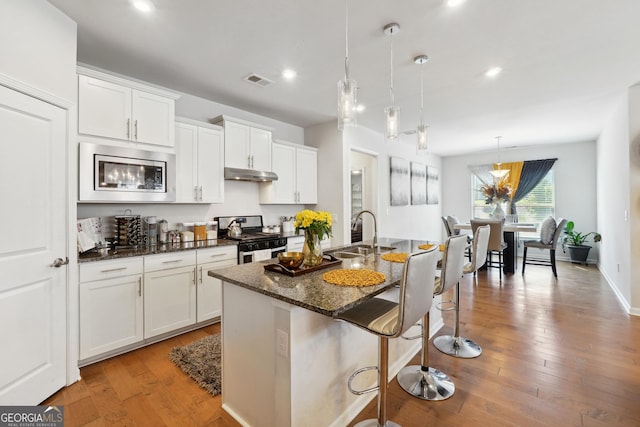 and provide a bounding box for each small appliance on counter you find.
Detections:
[115,210,142,247]
[281,216,295,233]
